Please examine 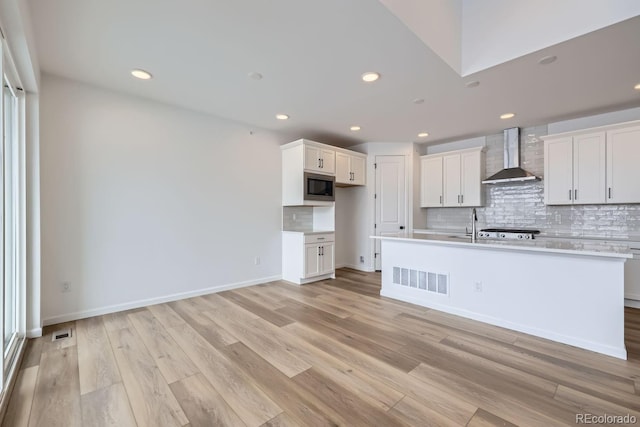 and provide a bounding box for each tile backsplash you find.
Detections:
[424,125,640,239]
